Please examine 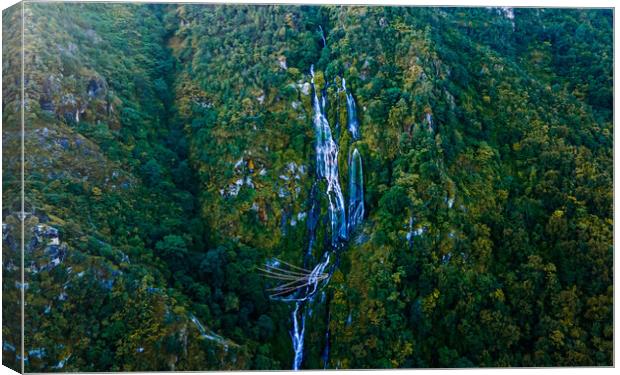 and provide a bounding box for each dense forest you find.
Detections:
[2,3,613,371]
